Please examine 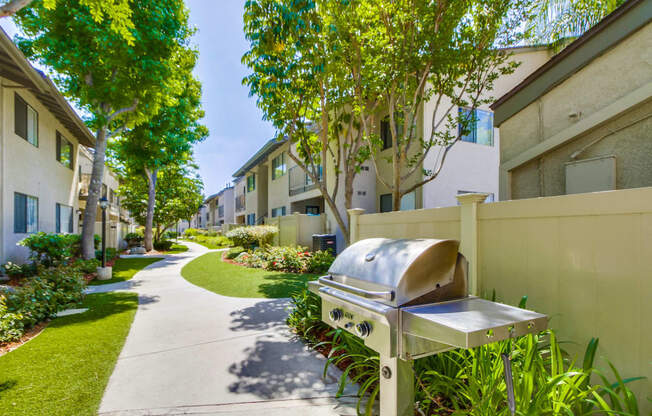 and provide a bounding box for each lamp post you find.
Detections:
[99,197,109,267]
[96,196,112,280]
